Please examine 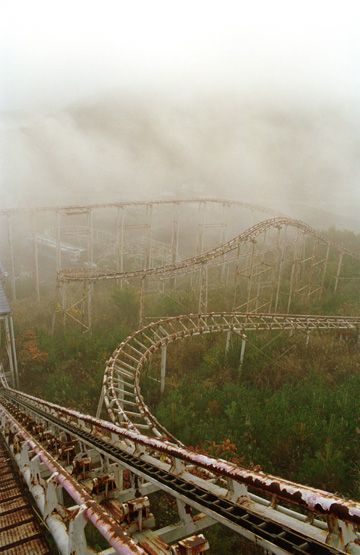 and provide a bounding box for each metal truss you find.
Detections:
[46,224,175,269]
[0,272,18,387]
[56,216,360,330]
[101,311,360,437]
[0,314,18,387]
[0,197,281,218]
[1,386,360,554]
[0,197,279,302]
[0,393,210,555]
